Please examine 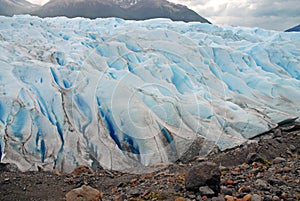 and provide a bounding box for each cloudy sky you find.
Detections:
[168,0,300,31]
[26,0,49,5]
[26,0,300,31]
